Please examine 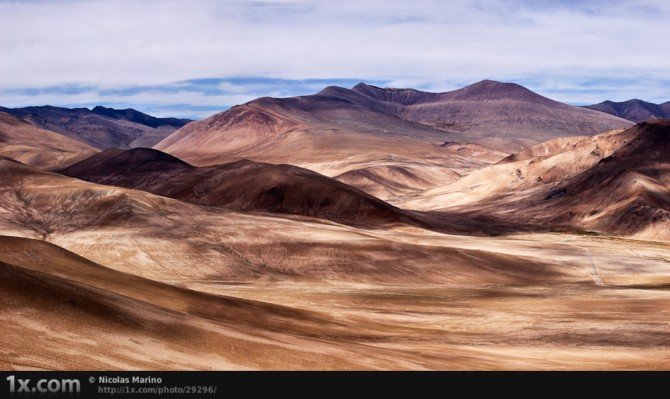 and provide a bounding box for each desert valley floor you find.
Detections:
[2,228,668,370]
[0,81,668,370]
